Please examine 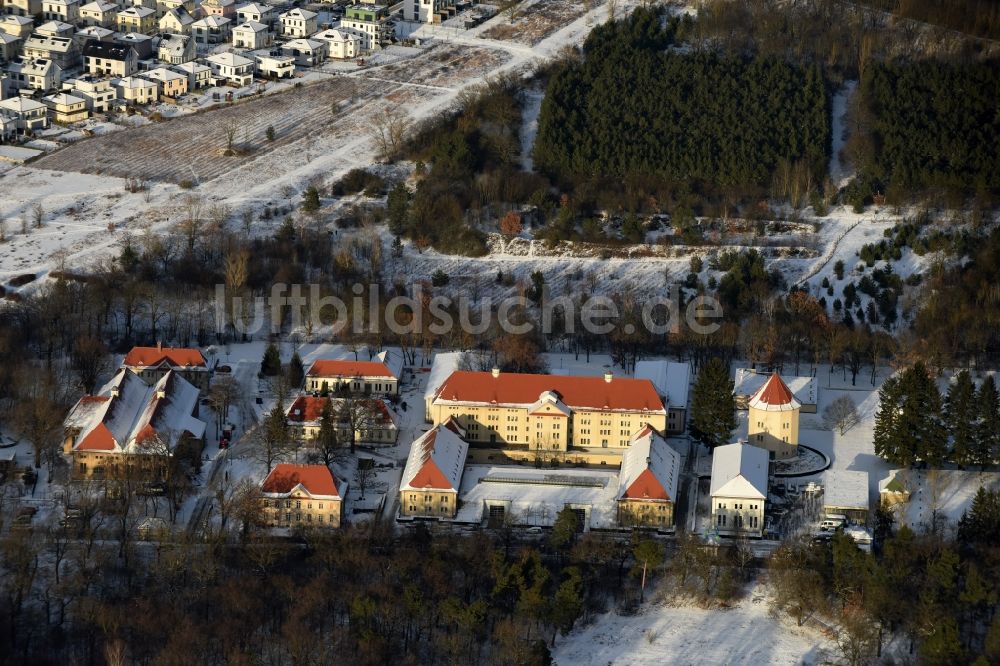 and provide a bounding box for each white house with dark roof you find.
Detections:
[62,368,206,479]
[399,421,468,519]
[710,442,769,537]
[83,41,138,77]
[616,425,681,528]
